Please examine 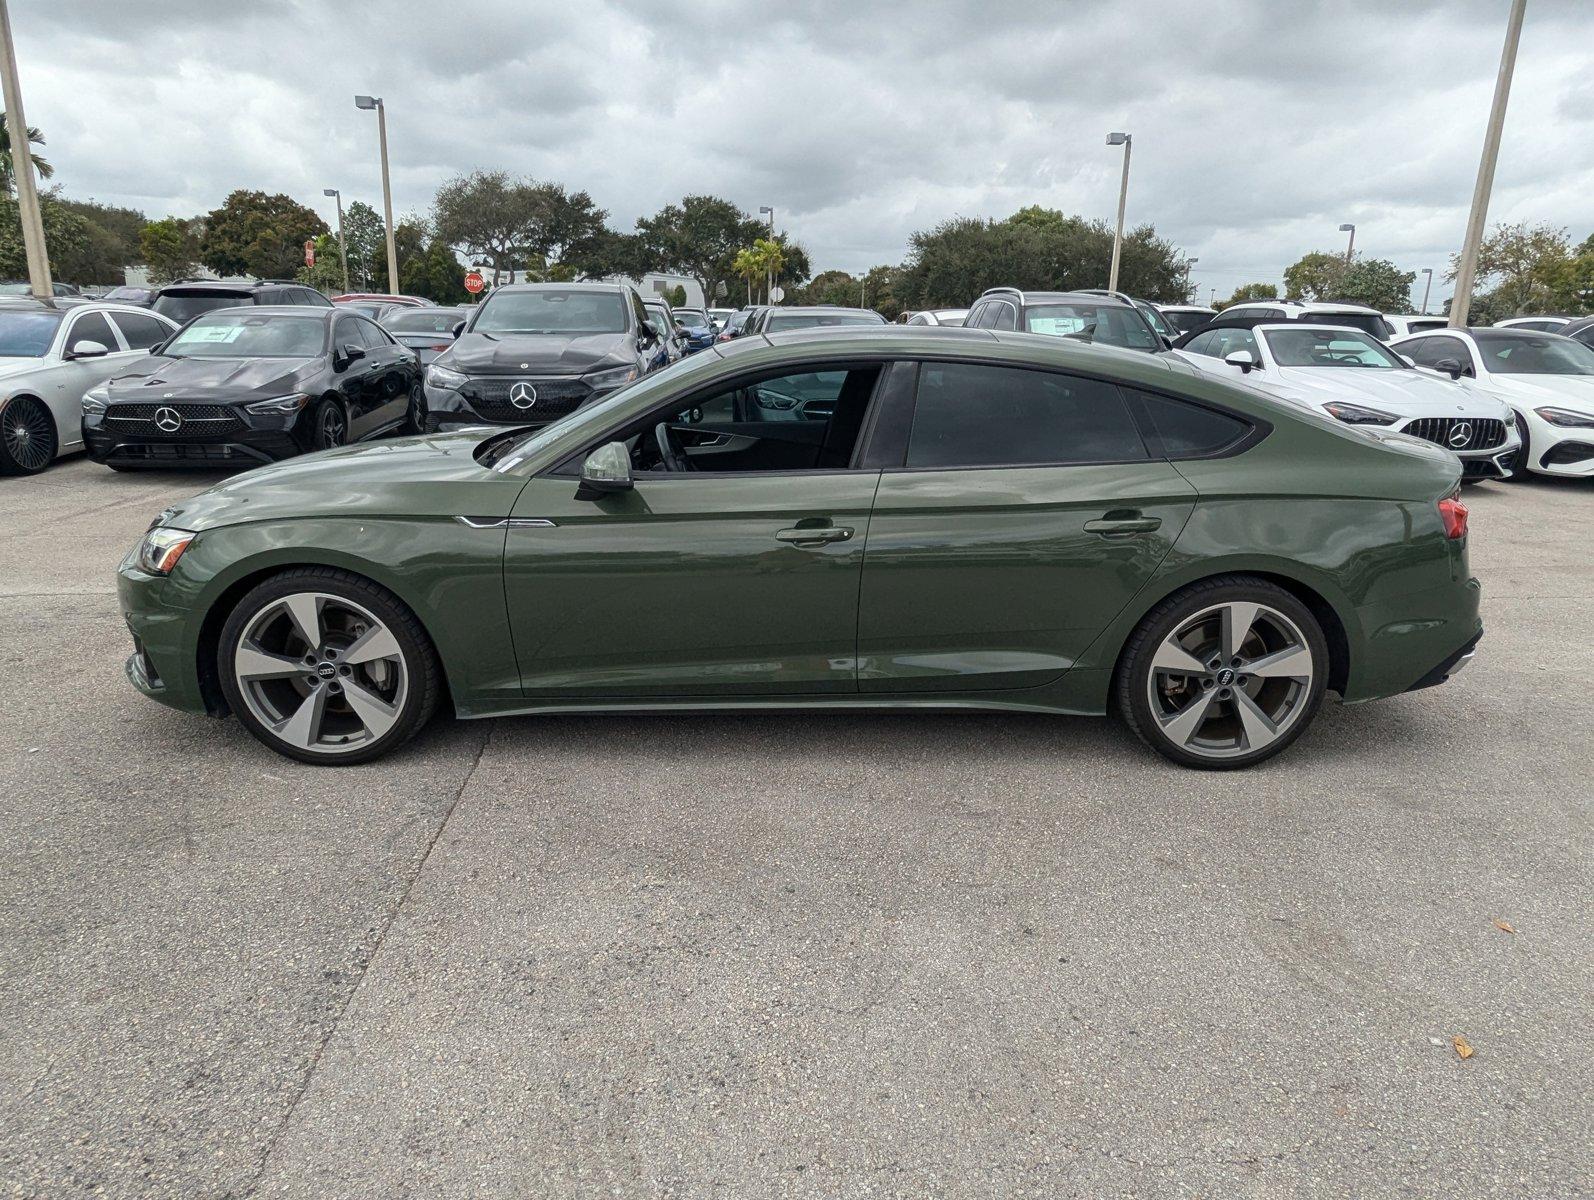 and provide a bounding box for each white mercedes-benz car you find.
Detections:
[1393,326,1594,480]
[1173,321,1520,480]
[0,299,179,475]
